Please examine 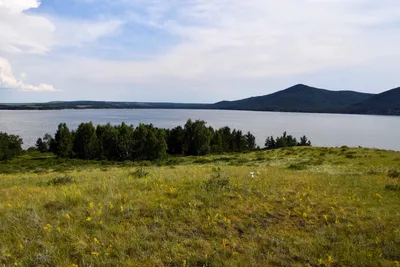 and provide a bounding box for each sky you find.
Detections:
[0,0,400,103]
